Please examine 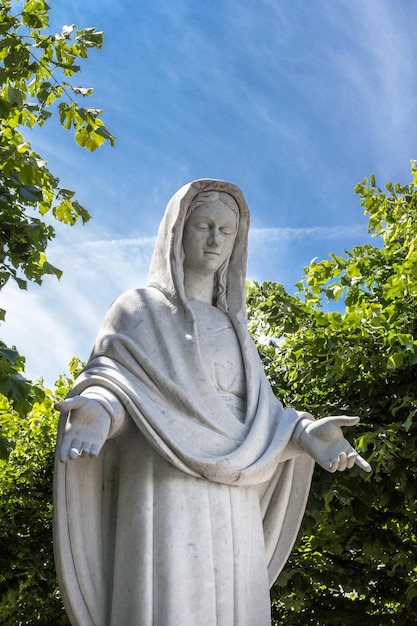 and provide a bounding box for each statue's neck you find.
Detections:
[183,269,214,305]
